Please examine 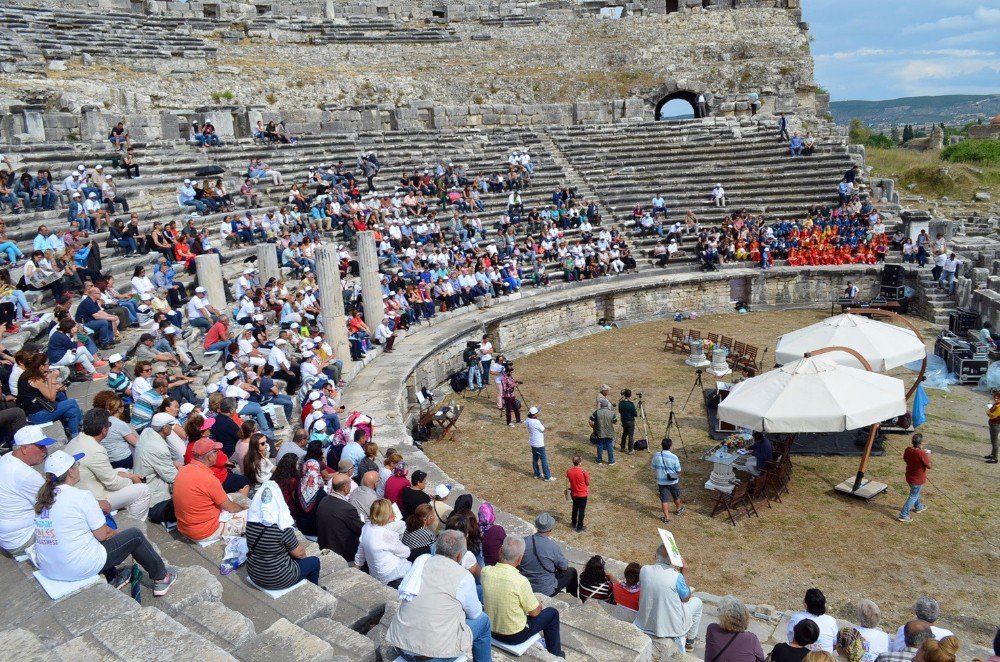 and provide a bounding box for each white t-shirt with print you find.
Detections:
[34,484,108,581]
[0,453,44,551]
